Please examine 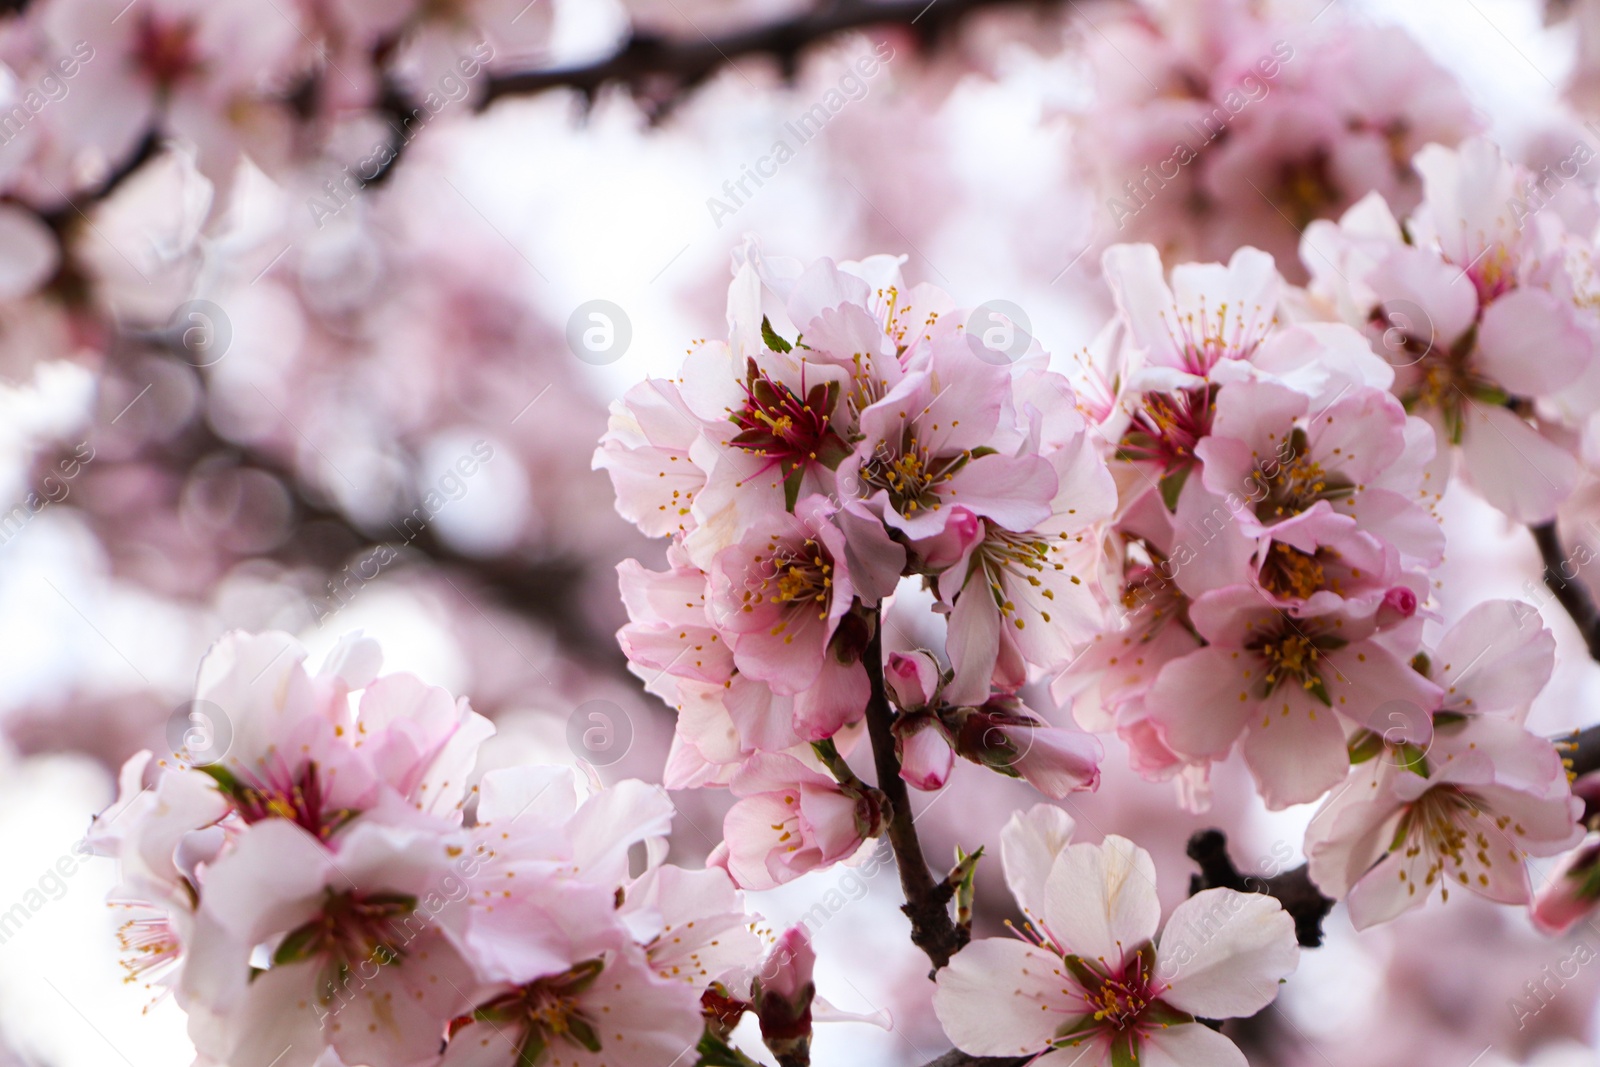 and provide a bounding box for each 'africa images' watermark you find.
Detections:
[307,42,495,228]
[705,41,896,229]
[1105,40,1295,231]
